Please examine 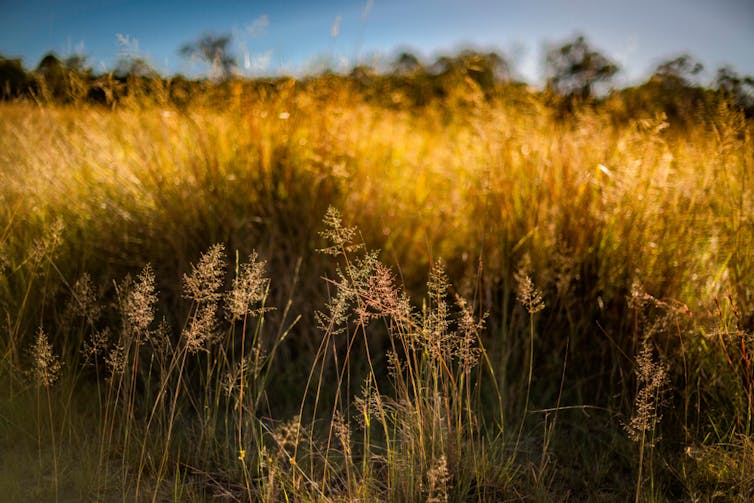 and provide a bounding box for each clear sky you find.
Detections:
[0,0,752,85]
